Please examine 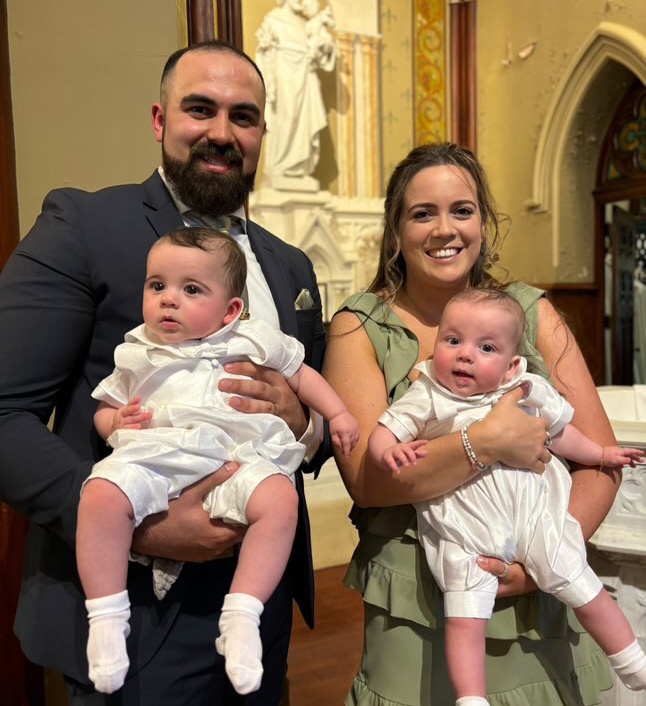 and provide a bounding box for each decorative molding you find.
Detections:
[526,22,646,270]
[448,0,475,150]
[360,35,381,197]
[591,386,646,555]
[414,0,447,144]
[336,31,356,198]
[249,188,383,318]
